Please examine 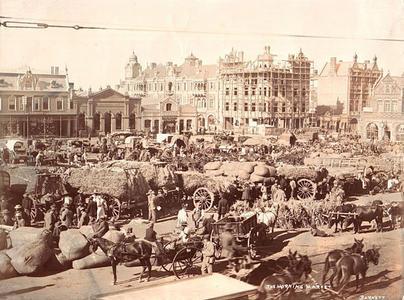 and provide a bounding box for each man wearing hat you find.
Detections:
[15,204,30,226]
[147,190,158,223]
[13,211,26,229]
[201,234,215,275]
[60,203,74,228]
[22,193,33,224]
